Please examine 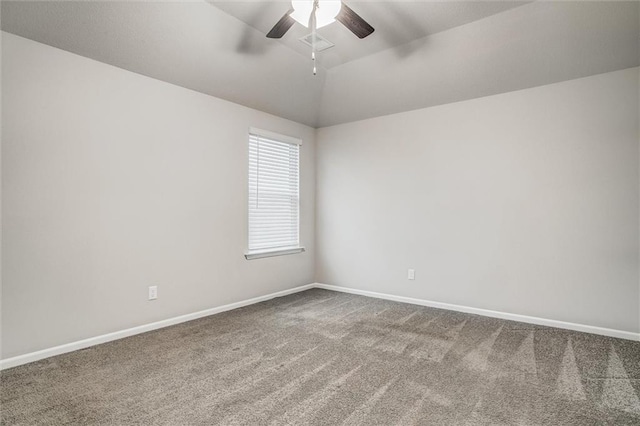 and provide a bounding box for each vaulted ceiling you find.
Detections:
[2,1,639,128]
